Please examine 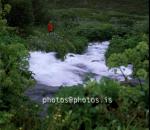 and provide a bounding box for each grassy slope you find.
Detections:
[26,7,148,58]
[47,0,149,14]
